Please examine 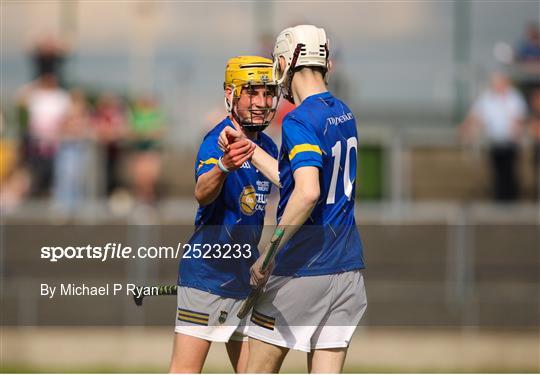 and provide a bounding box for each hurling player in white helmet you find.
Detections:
[219,25,367,373]
[169,56,279,373]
